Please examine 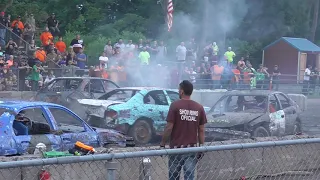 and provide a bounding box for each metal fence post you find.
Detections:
[139,157,152,180]
[105,159,119,180]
